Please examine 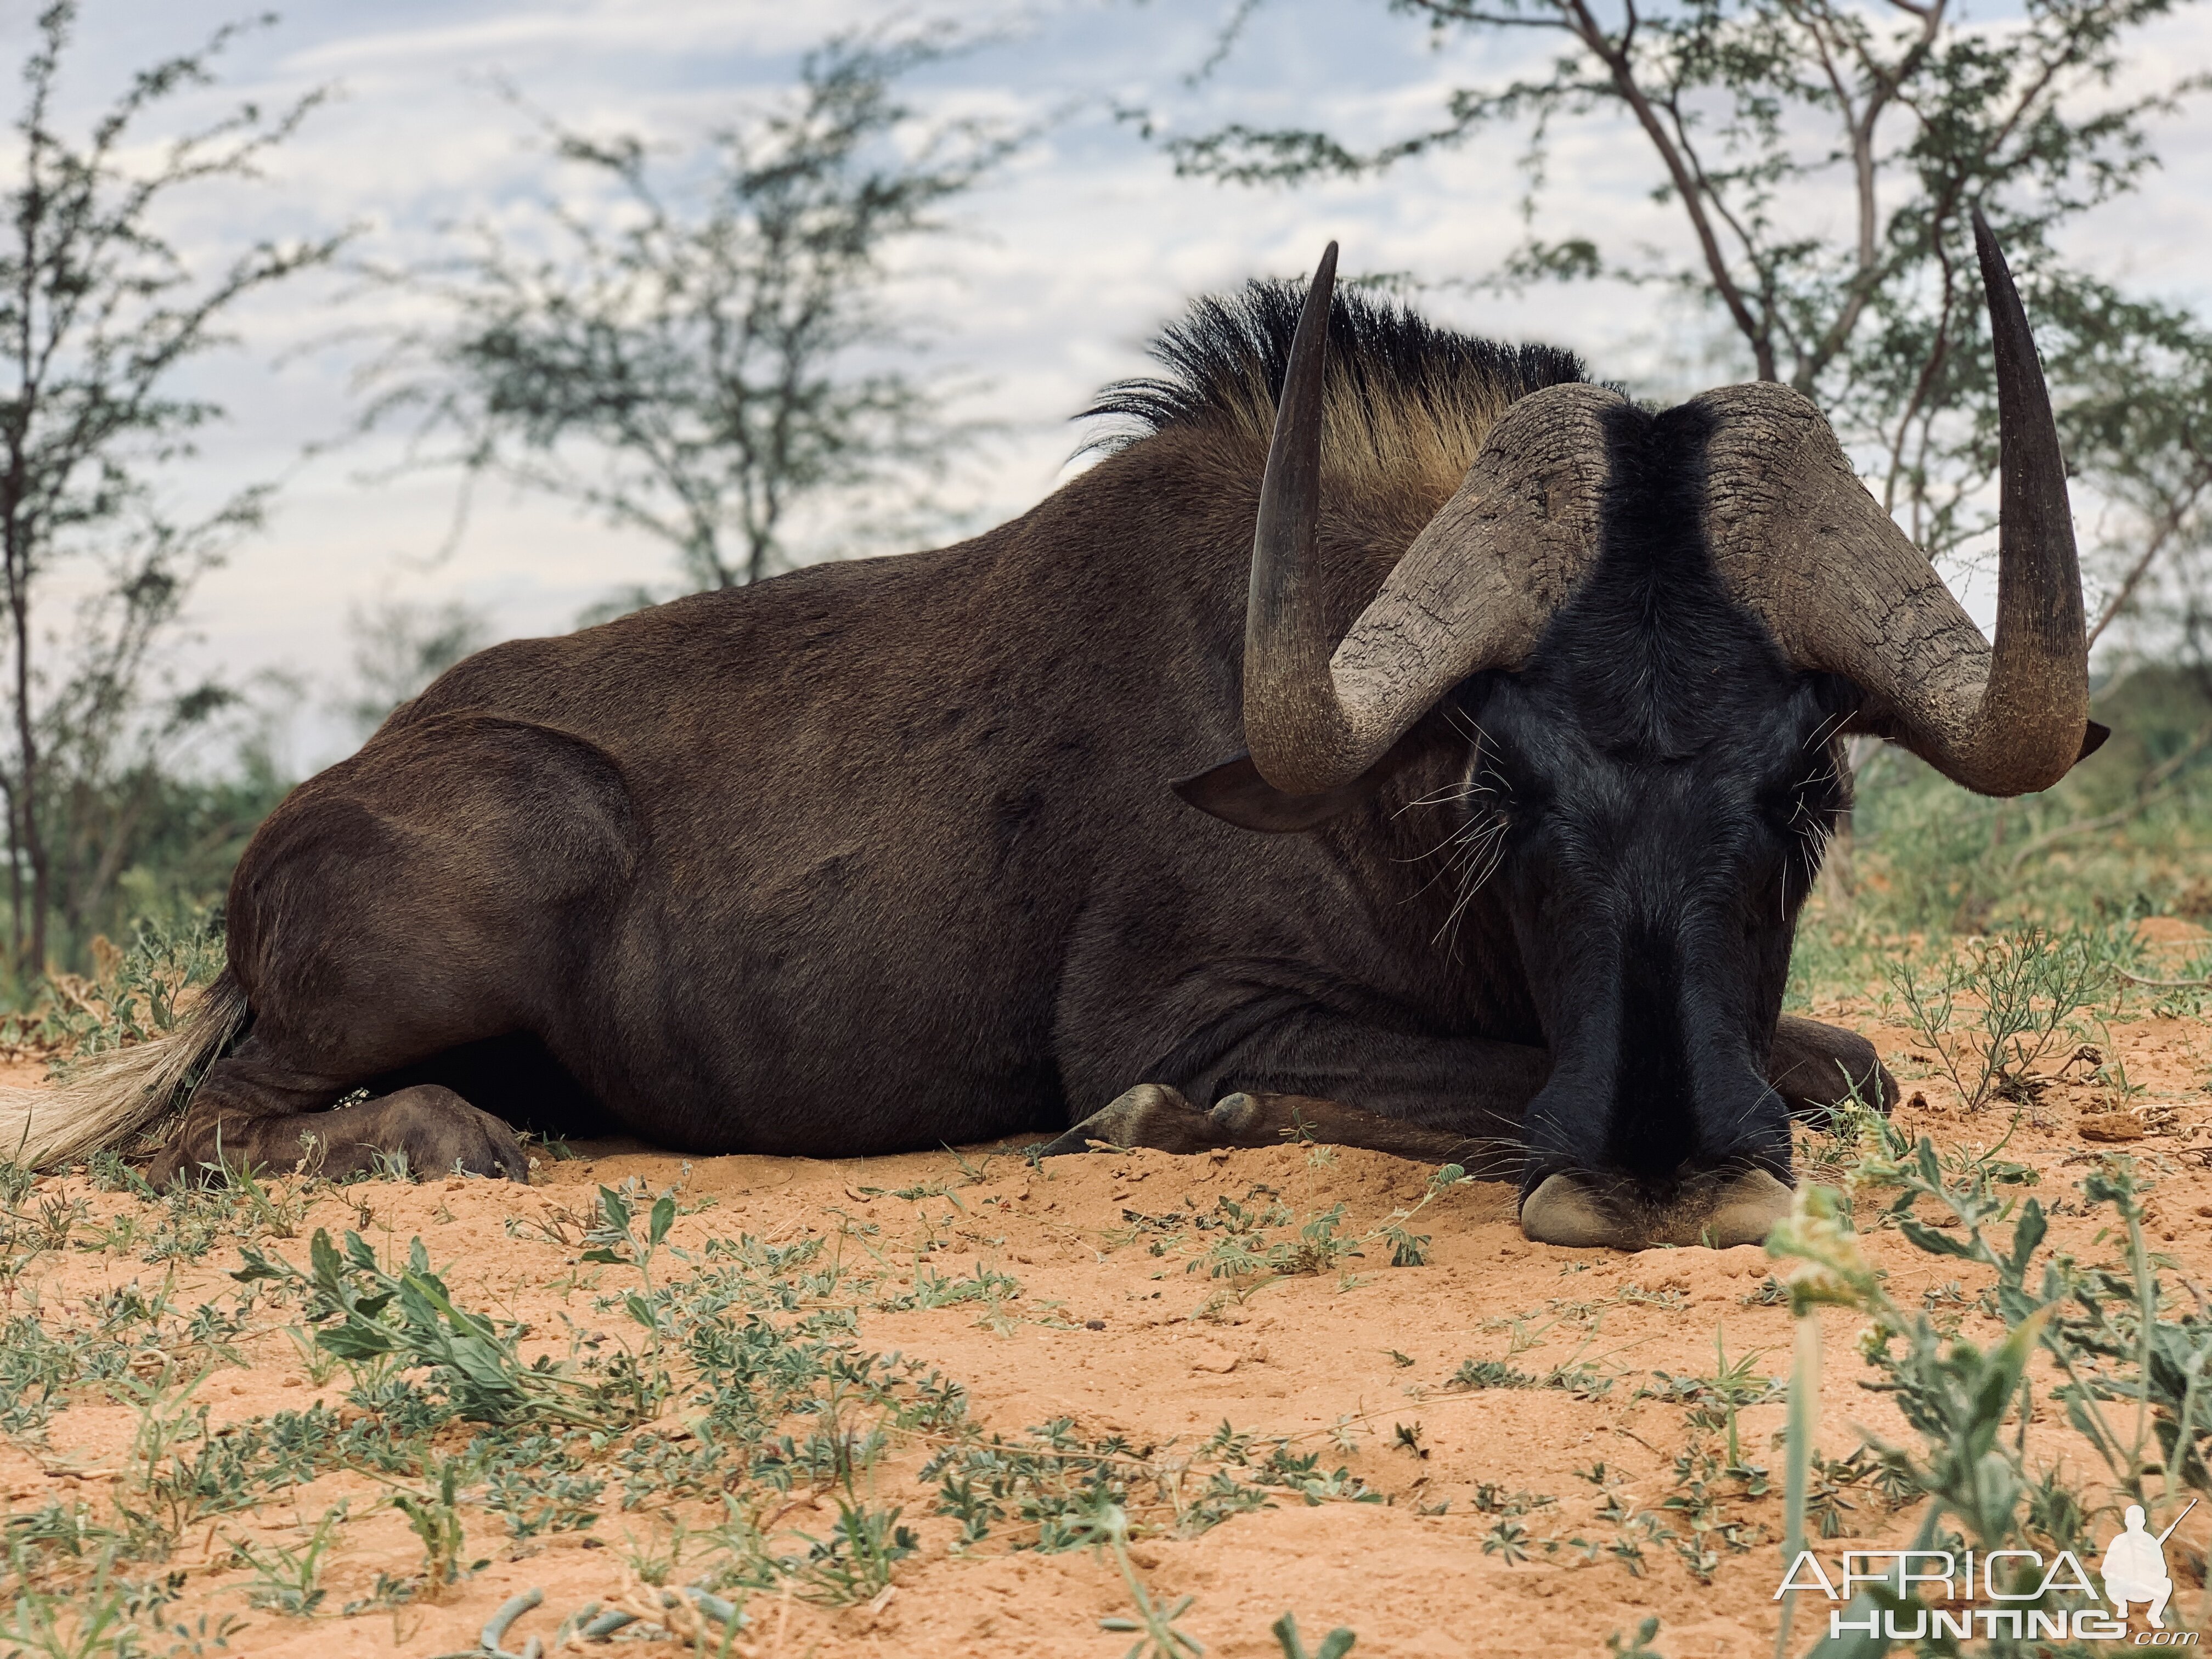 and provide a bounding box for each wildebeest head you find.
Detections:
[1181,227,2103,1249]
